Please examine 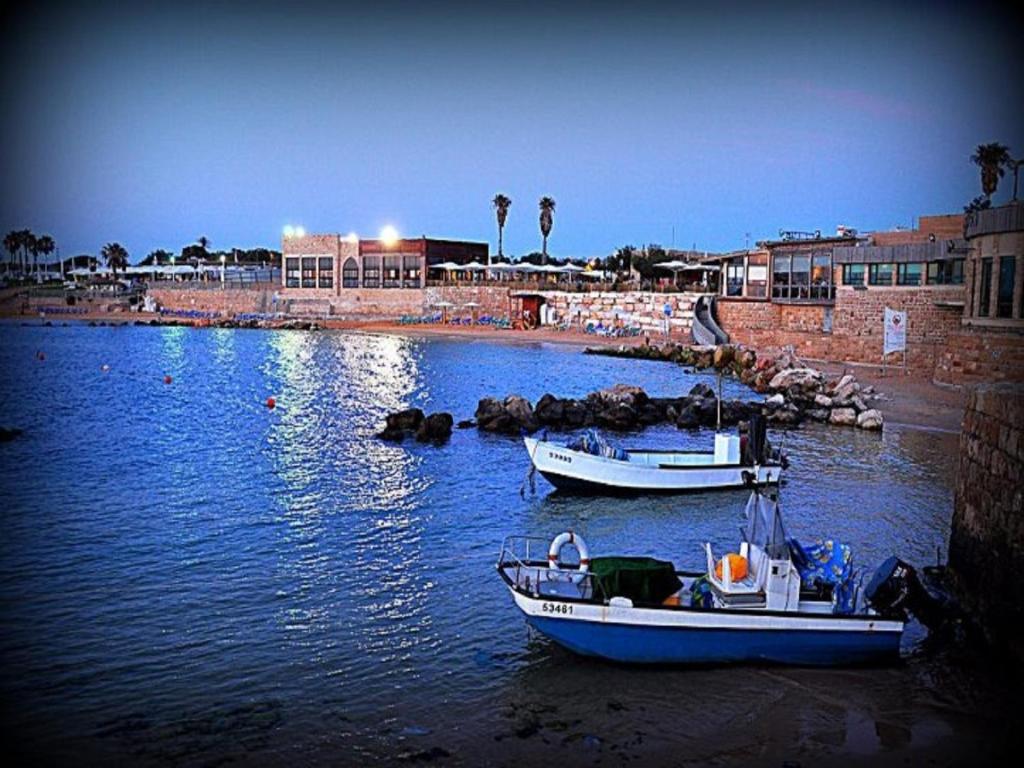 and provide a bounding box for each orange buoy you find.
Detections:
[715,553,749,582]
[164,375,173,385]
[266,397,276,409]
